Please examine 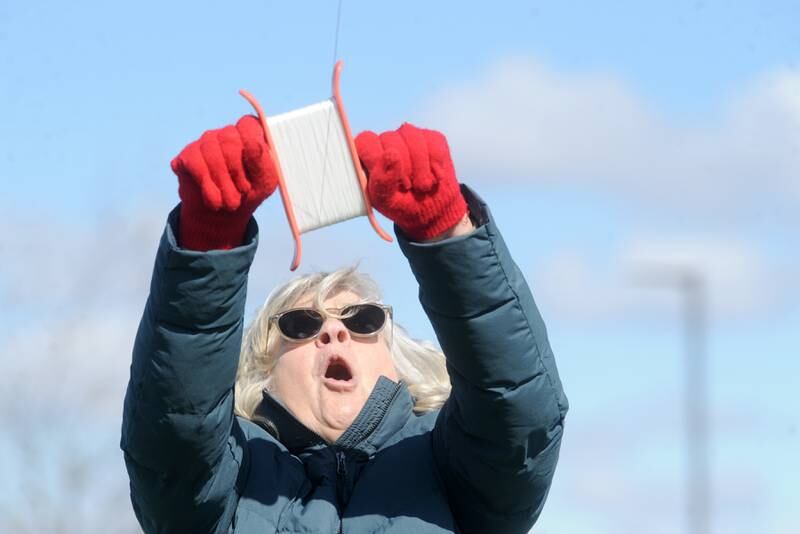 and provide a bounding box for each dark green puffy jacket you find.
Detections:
[121,186,568,533]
